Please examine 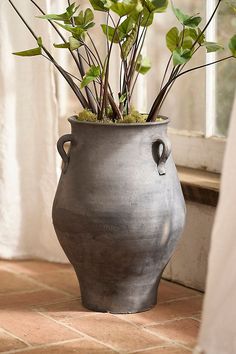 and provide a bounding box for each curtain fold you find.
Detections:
[0,0,67,262]
[195,97,236,353]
